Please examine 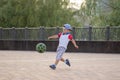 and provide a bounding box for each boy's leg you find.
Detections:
[56,47,66,64]
[55,59,59,65]
[60,57,65,62]
[50,57,64,68]
[49,47,66,70]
